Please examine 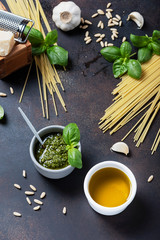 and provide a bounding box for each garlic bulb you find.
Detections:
[127,12,144,29]
[110,142,129,155]
[52,1,81,31]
